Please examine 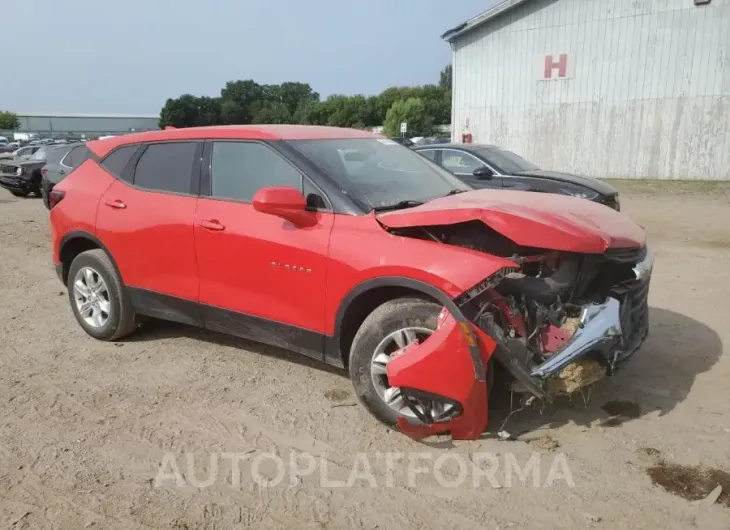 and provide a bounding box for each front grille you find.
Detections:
[612,277,650,365]
[0,165,18,175]
[604,246,647,265]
